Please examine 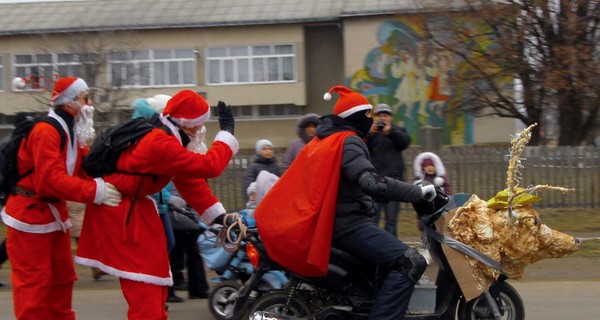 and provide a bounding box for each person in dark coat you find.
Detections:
[282,113,321,170]
[255,85,436,320]
[242,139,281,202]
[365,103,411,237]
